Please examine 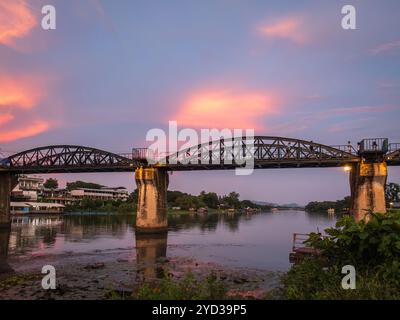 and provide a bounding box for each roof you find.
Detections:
[10,202,30,208]
[10,202,65,208]
[72,187,128,193]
